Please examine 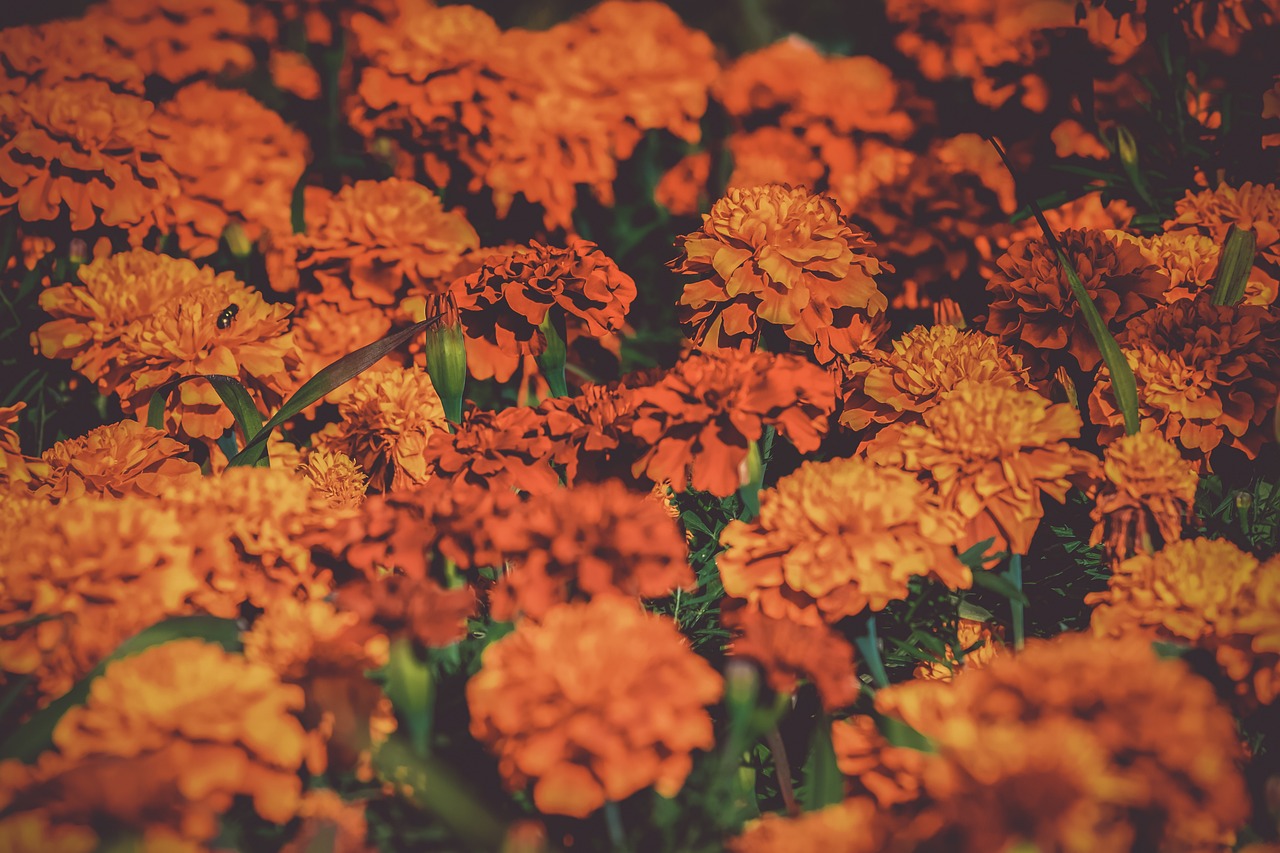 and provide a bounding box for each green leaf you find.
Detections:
[228,316,440,468]
[1210,225,1257,307]
[874,712,936,753]
[971,570,1030,606]
[0,616,242,763]
[146,374,270,466]
[385,638,435,756]
[796,718,843,812]
[958,537,998,569]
